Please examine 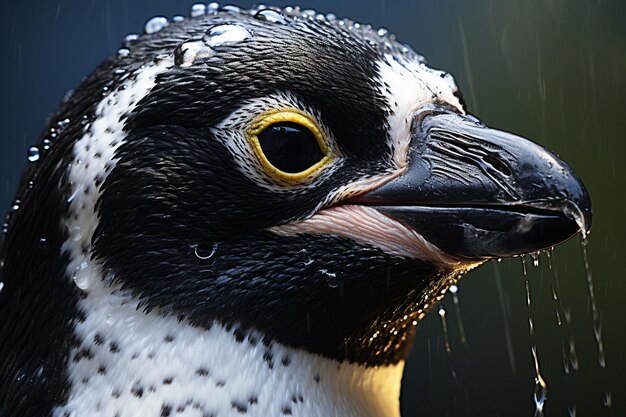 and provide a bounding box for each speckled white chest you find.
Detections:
[54,277,404,417]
